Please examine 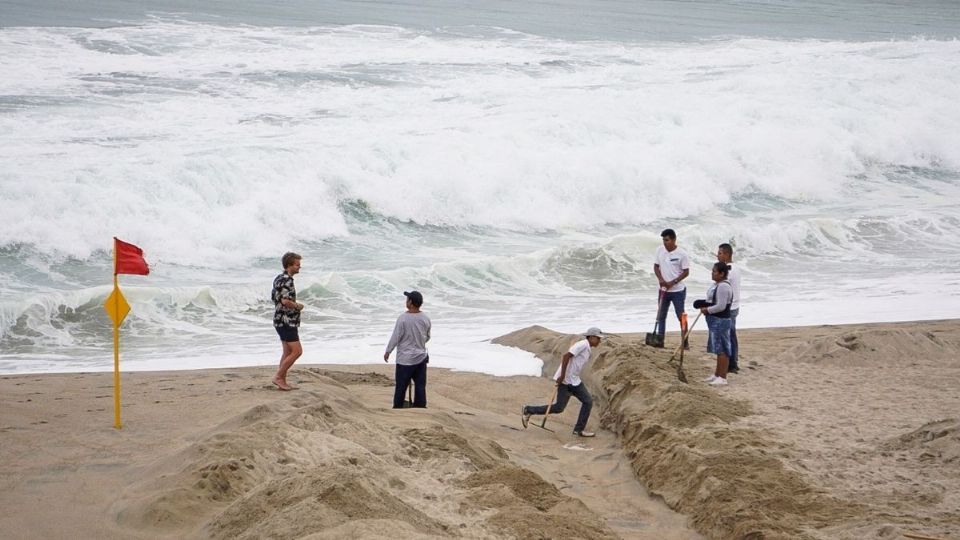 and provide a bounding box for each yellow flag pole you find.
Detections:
[113,243,122,429]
